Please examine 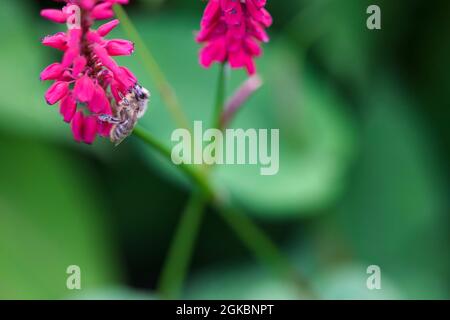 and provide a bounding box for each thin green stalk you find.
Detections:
[157,191,209,299]
[157,64,228,298]
[133,126,211,195]
[114,5,190,129]
[215,204,317,299]
[212,63,227,129]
